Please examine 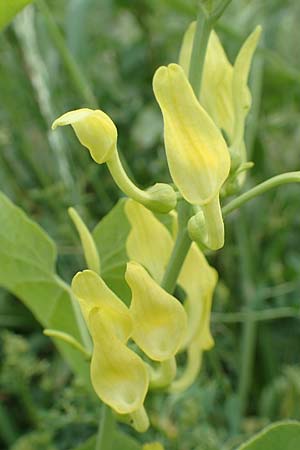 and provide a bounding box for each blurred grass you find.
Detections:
[0,0,300,449]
